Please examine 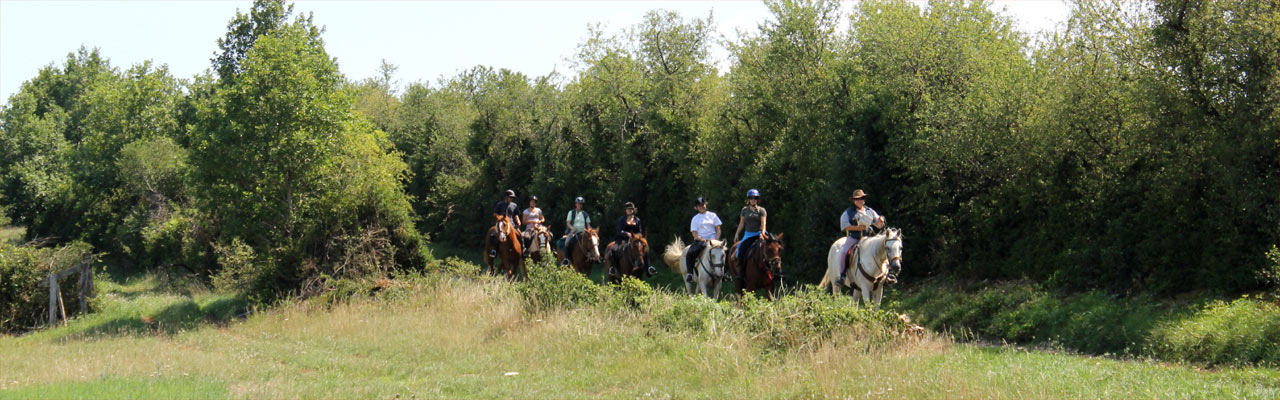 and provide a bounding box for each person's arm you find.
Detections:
[760,216,767,235]
[714,225,722,241]
[734,215,744,242]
